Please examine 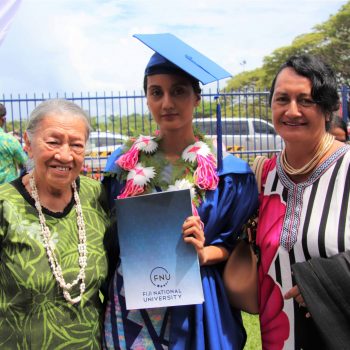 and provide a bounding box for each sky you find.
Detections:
[0,0,347,96]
